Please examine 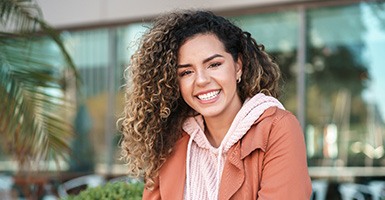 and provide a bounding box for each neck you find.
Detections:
[203,104,242,148]
[204,120,229,148]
